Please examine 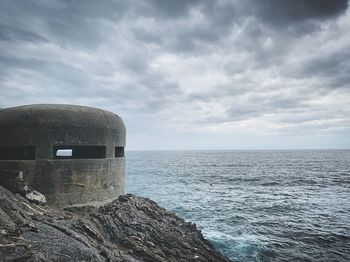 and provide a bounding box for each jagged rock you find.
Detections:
[0,185,231,262]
